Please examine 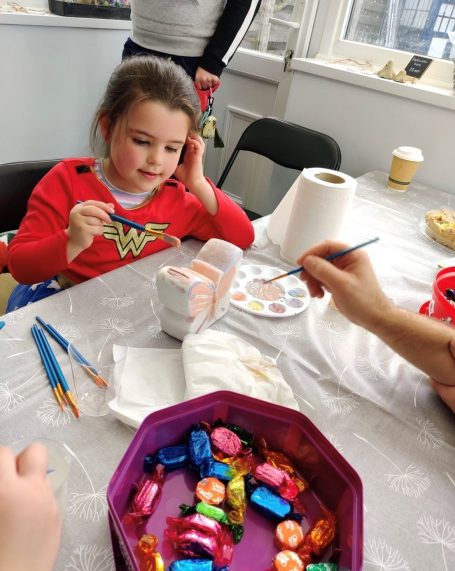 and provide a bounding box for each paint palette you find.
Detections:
[230,264,310,317]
